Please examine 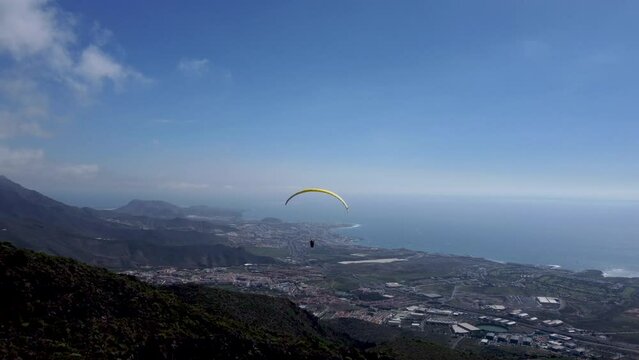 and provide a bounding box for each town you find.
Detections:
[123,220,639,359]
